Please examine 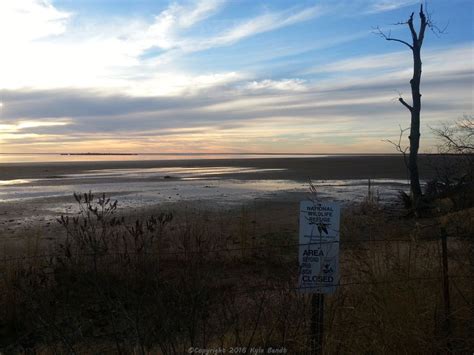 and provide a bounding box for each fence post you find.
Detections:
[311,293,324,355]
[440,227,452,353]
